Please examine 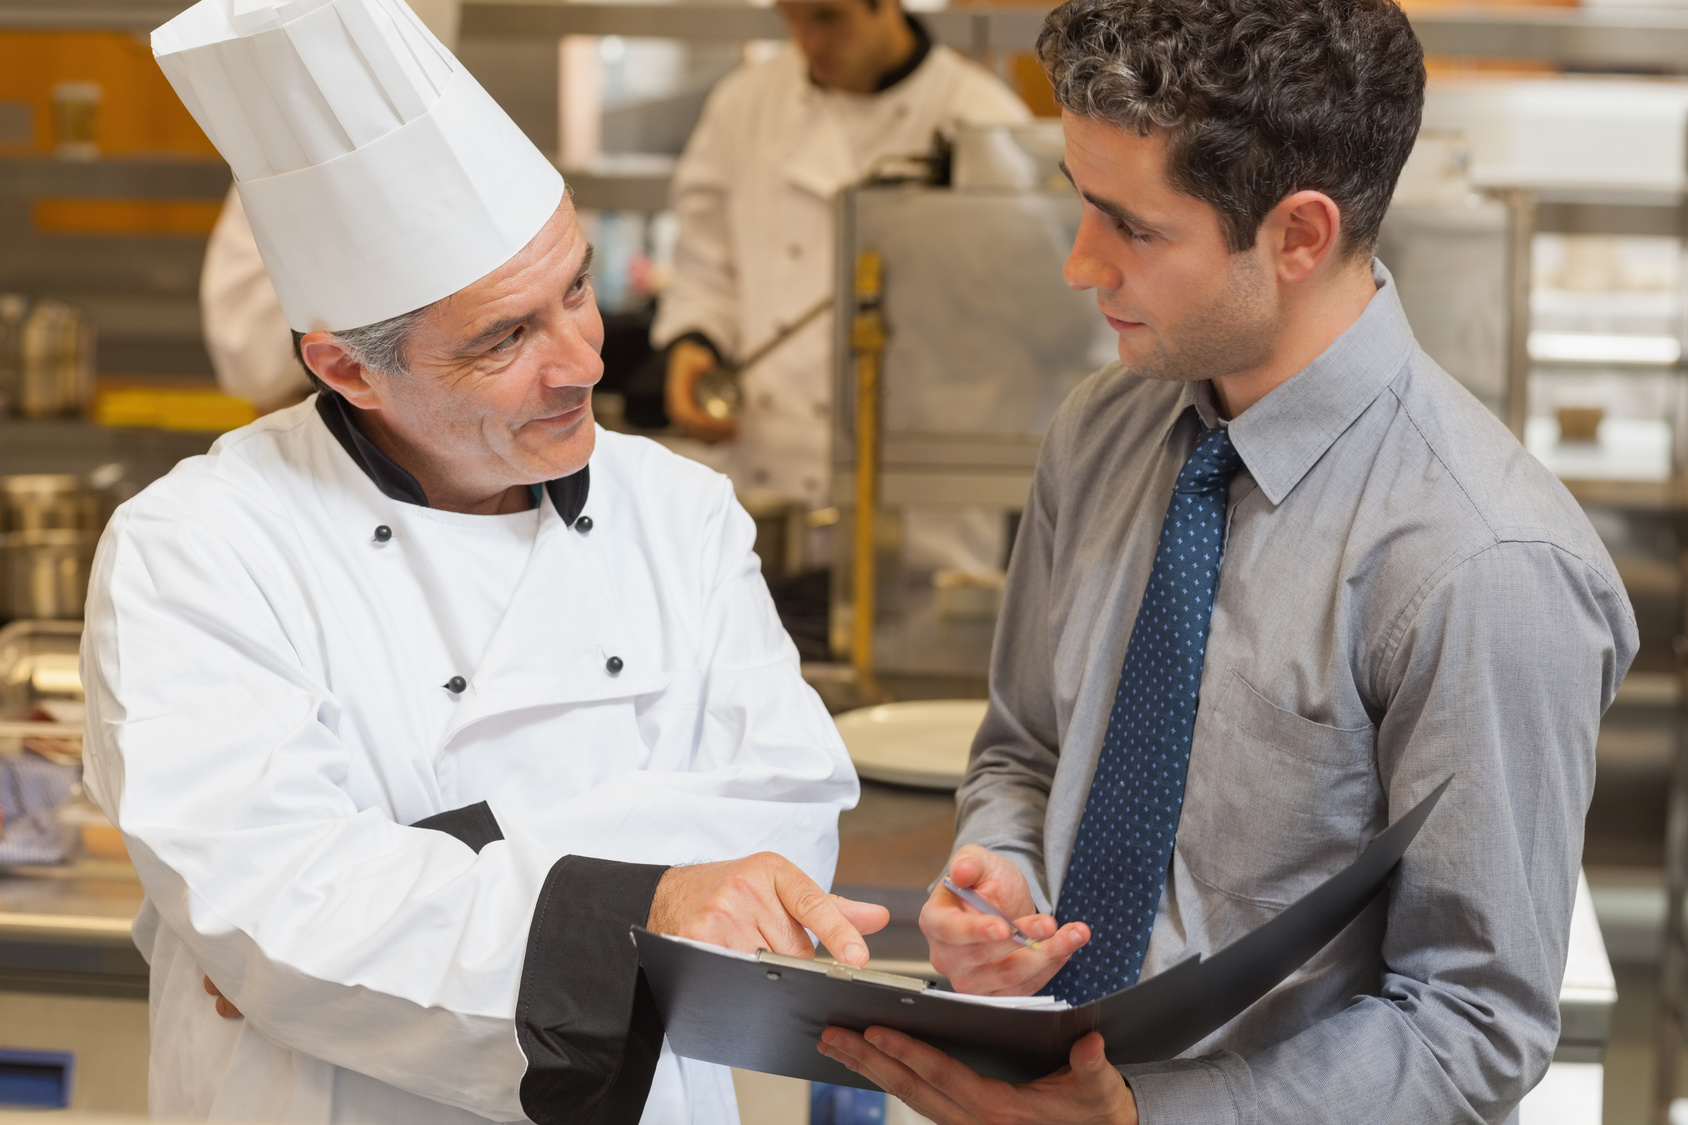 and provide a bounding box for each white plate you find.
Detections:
[834,700,989,791]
